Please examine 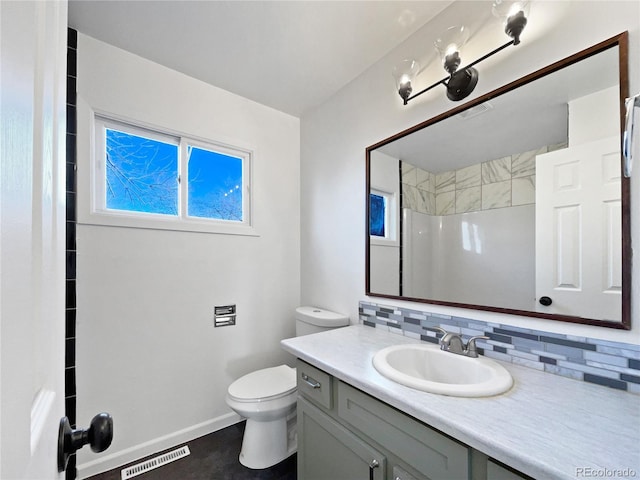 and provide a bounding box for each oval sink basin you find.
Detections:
[373,343,513,397]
